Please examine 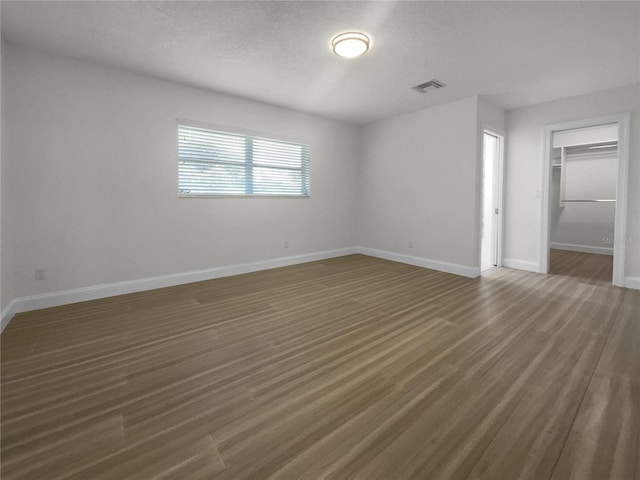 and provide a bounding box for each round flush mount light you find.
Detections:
[331,32,370,59]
